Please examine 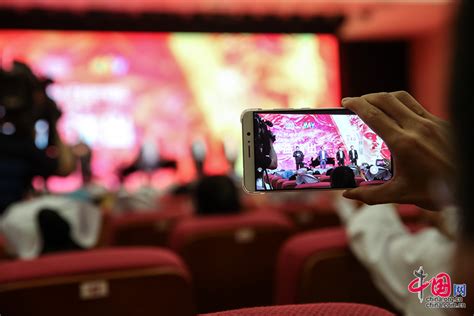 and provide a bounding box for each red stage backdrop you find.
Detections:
[0,31,340,191]
[257,113,391,171]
